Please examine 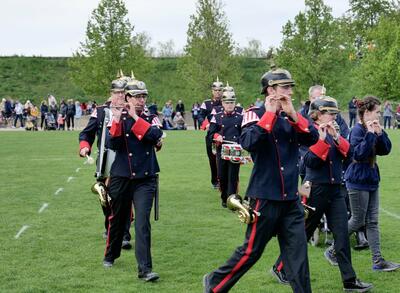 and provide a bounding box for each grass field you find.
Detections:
[0,130,399,293]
